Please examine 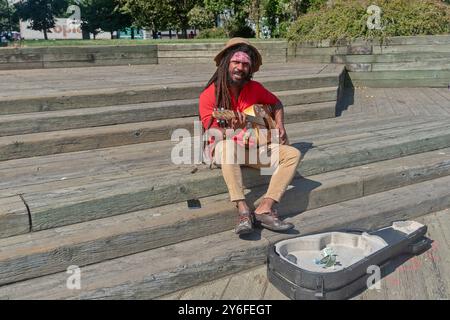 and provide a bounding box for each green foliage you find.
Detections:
[15,0,69,39]
[188,5,215,30]
[305,0,329,12]
[80,0,132,38]
[119,0,201,37]
[225,16,256,38]
[196,27,227,38]
[0,0,15,32]
[263,0,281,35]
[287,0,450,43]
